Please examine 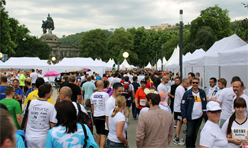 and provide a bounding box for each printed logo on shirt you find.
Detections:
[52,126,85,147]
[194,95,202,102]
[93,94,104,99]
